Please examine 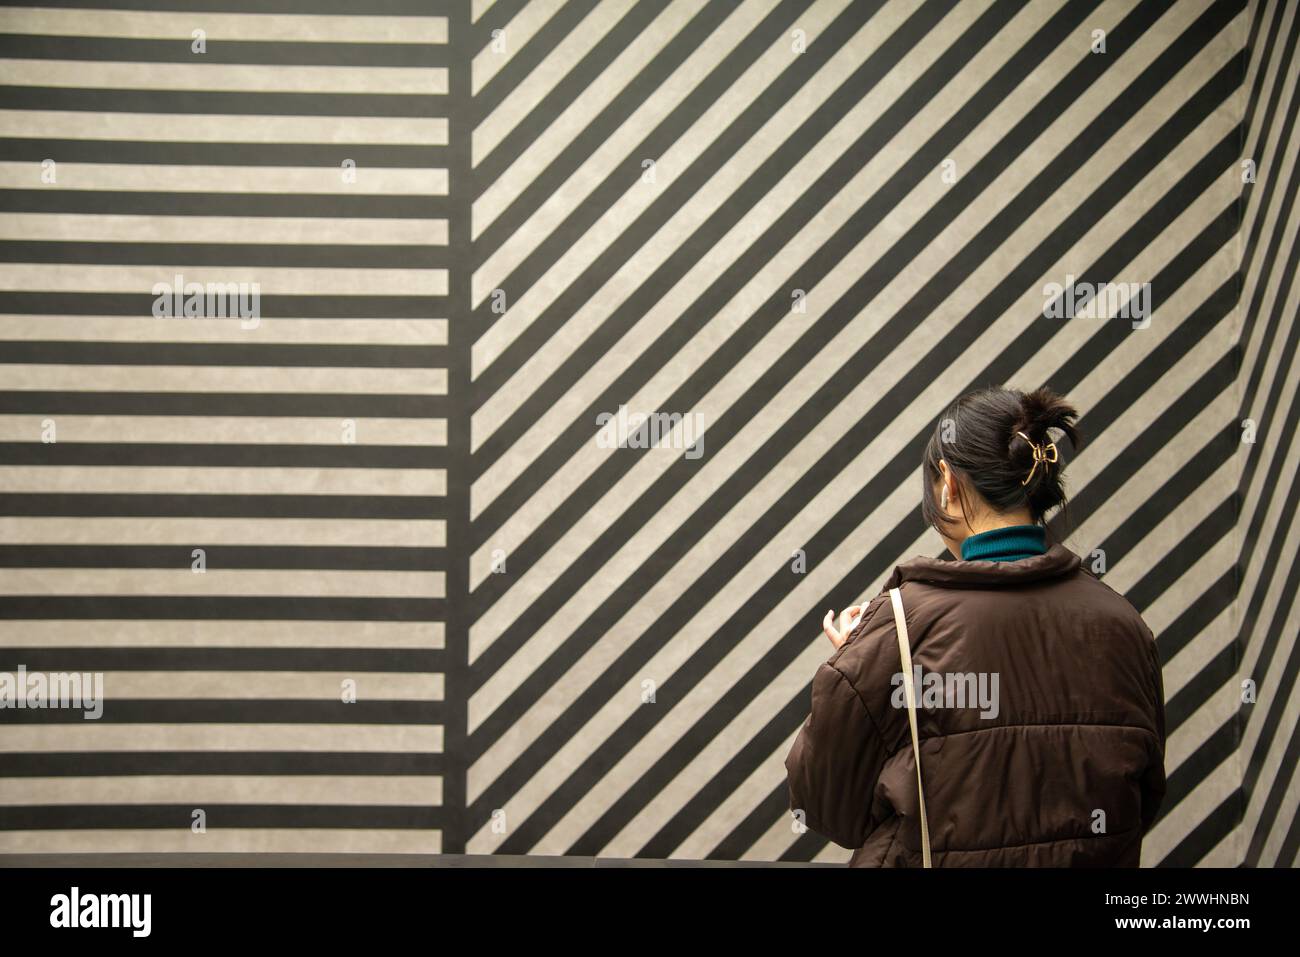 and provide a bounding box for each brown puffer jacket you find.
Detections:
[785,543,1166,866]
